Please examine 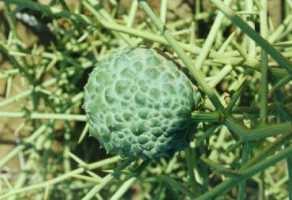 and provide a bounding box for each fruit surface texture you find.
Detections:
[84,48,195,159]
